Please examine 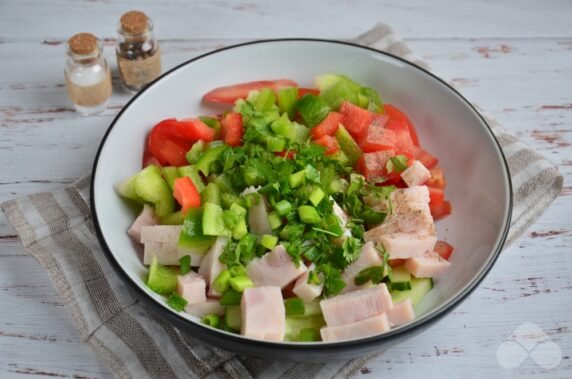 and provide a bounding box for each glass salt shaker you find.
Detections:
[65,33,112,115]
[116,11,162,92]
